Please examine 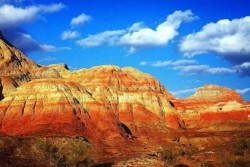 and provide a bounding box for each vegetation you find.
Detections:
[0,137,93,167]
[67,140,93,166]
[159,145,198,165]
[34,138,59,165]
